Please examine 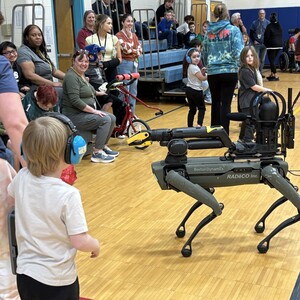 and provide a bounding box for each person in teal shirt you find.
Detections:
[202,3,243,134]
